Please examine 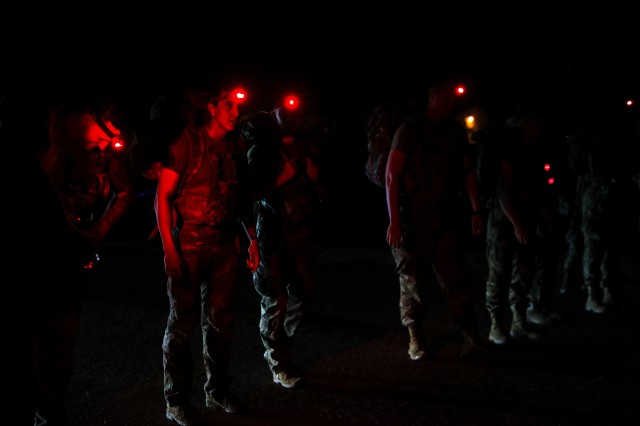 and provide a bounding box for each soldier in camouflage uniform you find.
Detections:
[385,76,487,361]
[483,99,560,345]
[559,121,592,296]
[580,101,640,313]
[156,81,259,426]
[243,101,324,388]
